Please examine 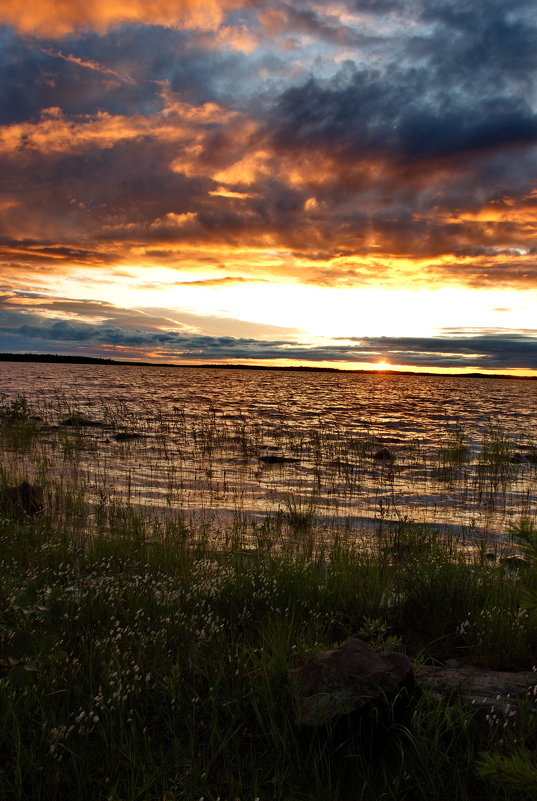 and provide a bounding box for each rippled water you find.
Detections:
[1,362,537,541]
